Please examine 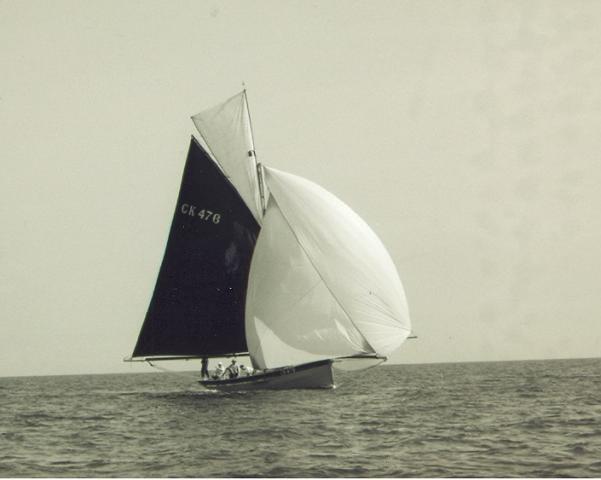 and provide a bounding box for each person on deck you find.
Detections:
[212,362,225,379]
[200,357,209,379]
[240,365,254,376]
[225,359,240,379]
